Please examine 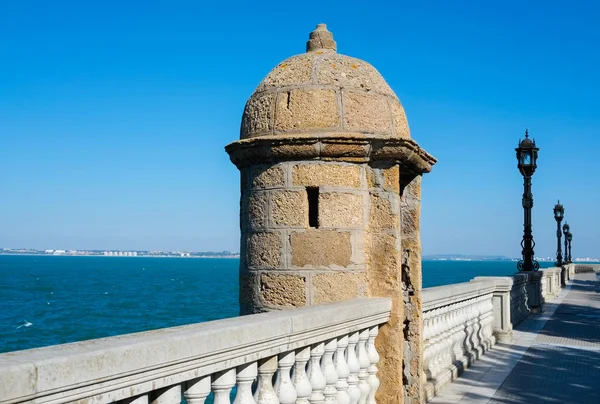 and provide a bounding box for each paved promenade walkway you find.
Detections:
[431,271,600,404]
